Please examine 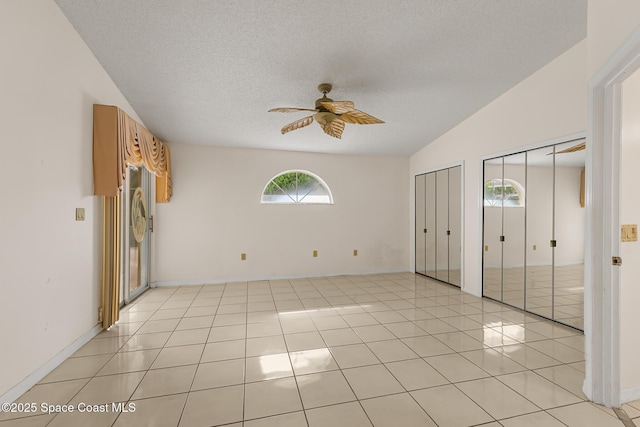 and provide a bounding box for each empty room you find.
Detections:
[2,1,640,426]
